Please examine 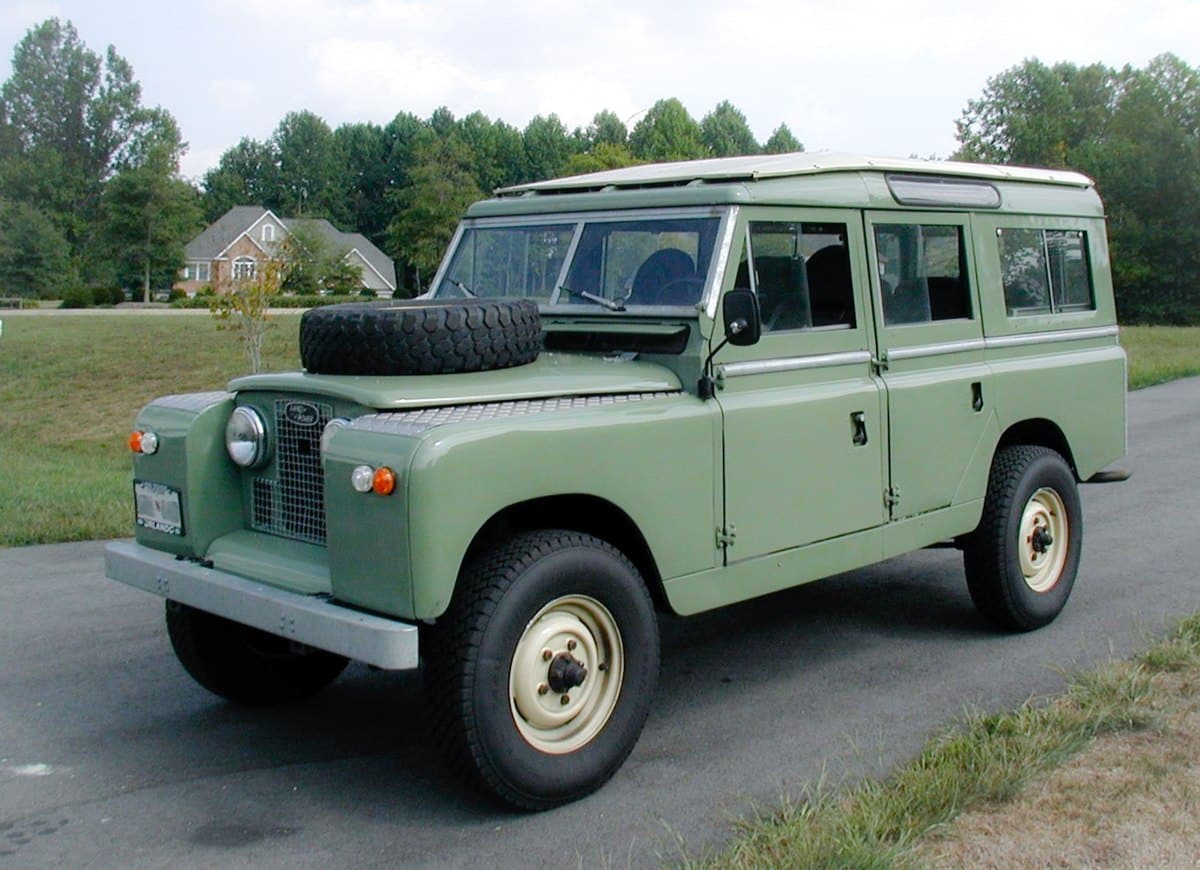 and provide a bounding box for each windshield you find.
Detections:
[432,212,725,310]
